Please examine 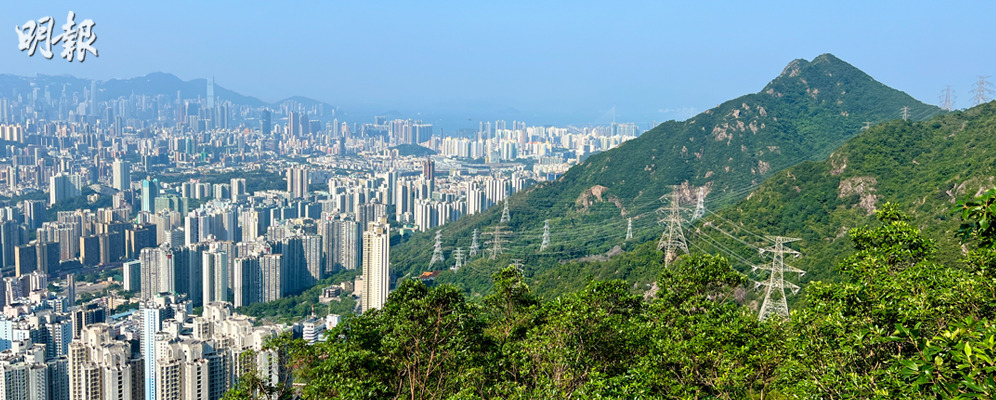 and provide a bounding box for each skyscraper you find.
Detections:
[261,109,272,135]
[287,111,297,137]
[50,173,82,206]
[233,255,261,307]
[112,158,131,191]
[230,178,246,201]
[202,249,228,304]
[141,178,160,213]
[141,294,188,400]
[423,158,435,183]
[21,200,45,230]
[69,323,141,400]
[361,217,390,313]
[286,166,309,199]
